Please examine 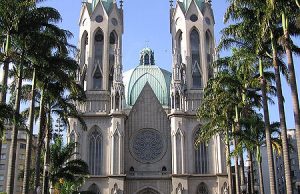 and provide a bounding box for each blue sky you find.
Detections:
[42,0,300,129]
